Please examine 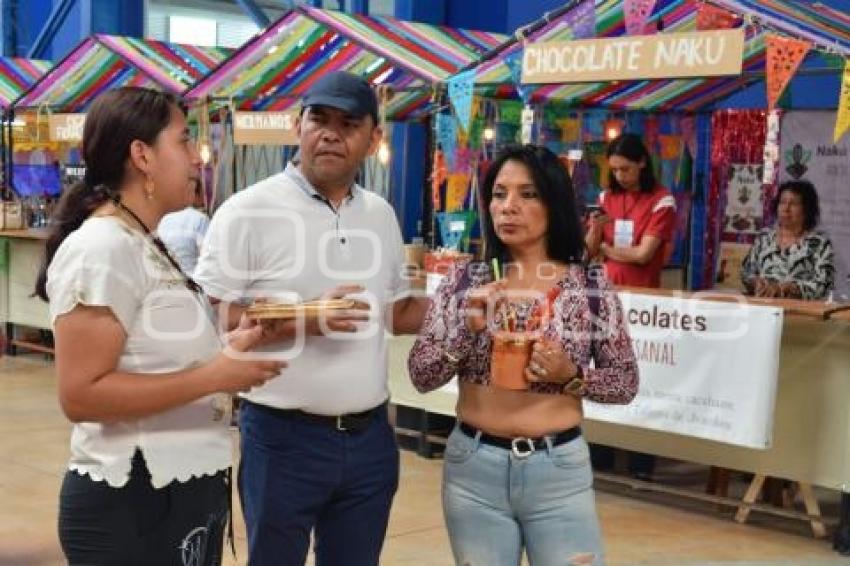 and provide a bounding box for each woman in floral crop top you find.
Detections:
[408,145,638,566]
